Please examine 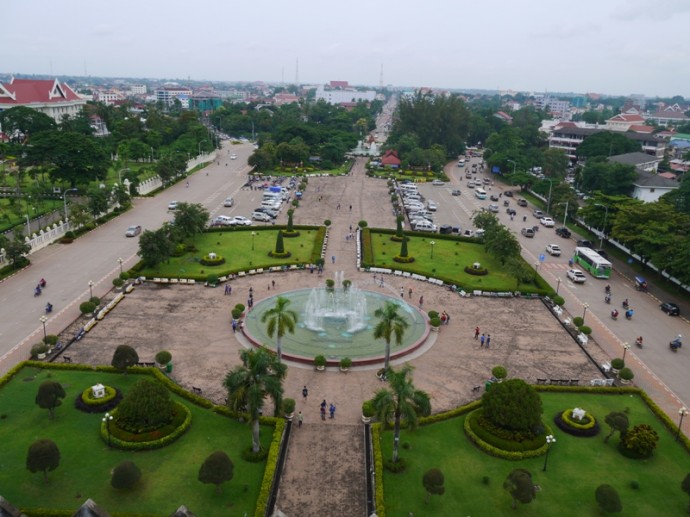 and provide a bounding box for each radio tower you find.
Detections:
[295,58,299,86]
[379,63,384,88]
